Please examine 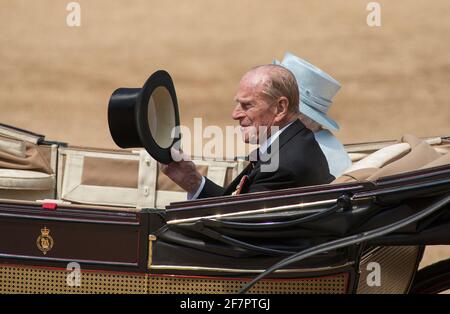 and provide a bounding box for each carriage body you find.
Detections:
[0,124,448,294]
